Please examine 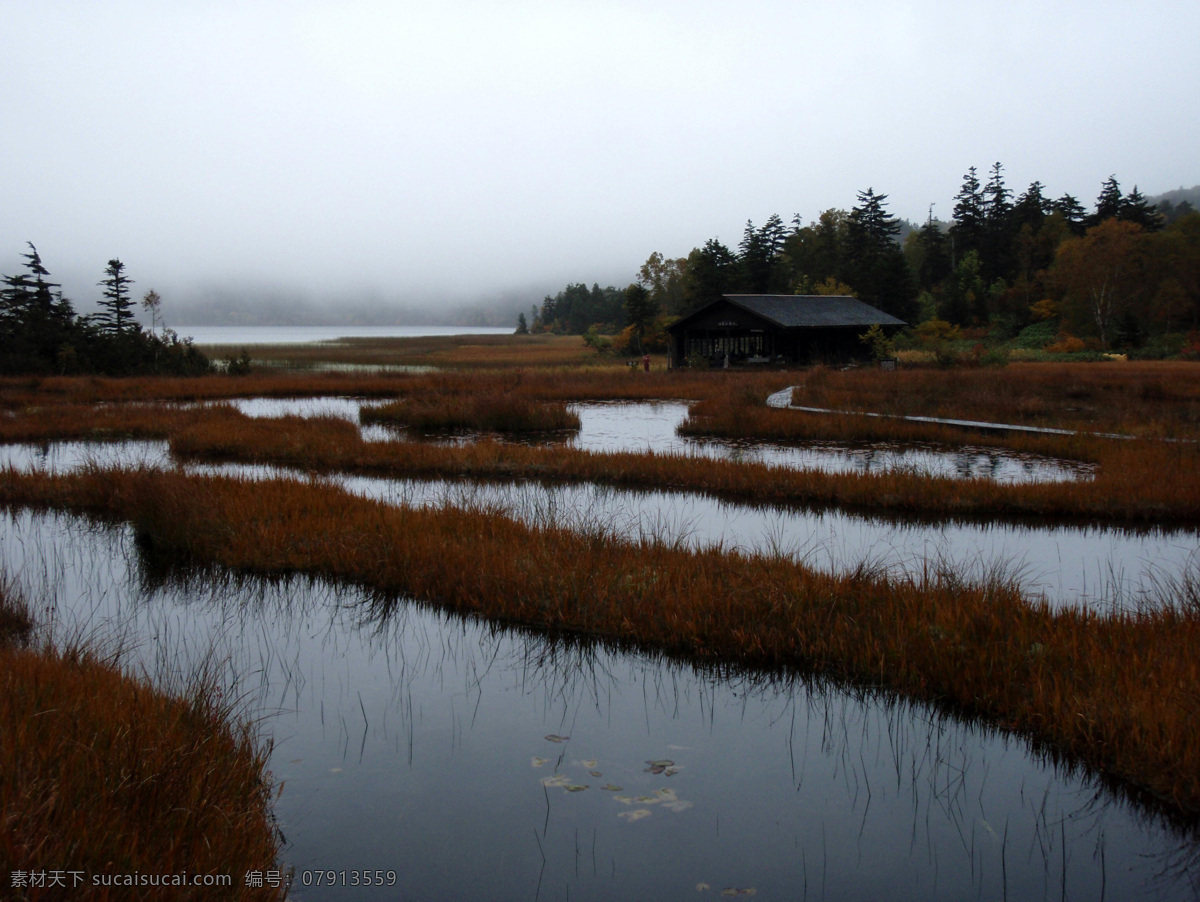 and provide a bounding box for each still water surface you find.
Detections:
[1,399,1189,610]
[222,396,1093,484]
[181,325,514,346]
[1,509,1196,901]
